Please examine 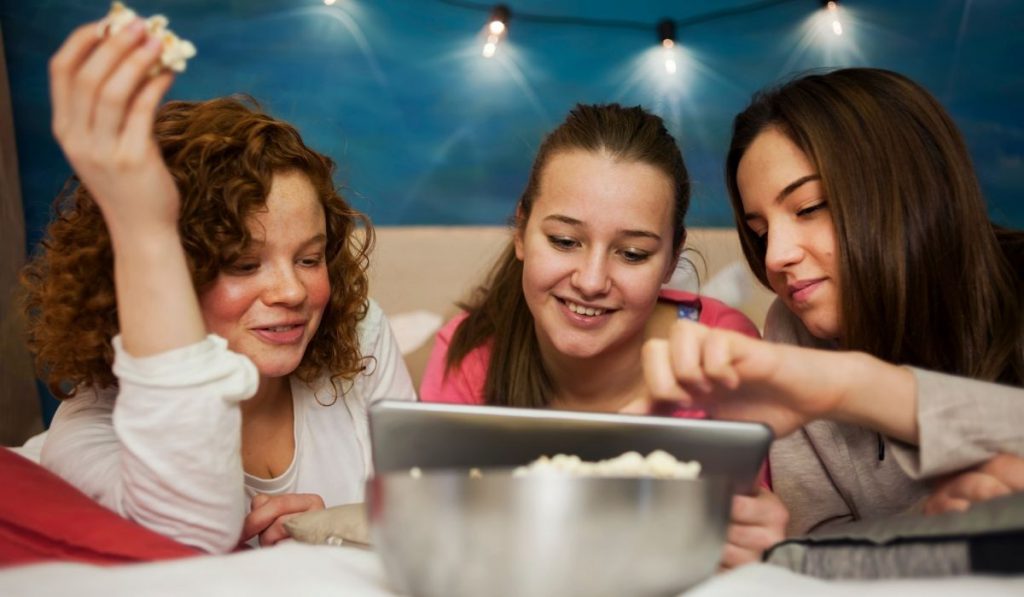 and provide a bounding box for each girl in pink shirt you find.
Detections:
[419,103,783,569]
